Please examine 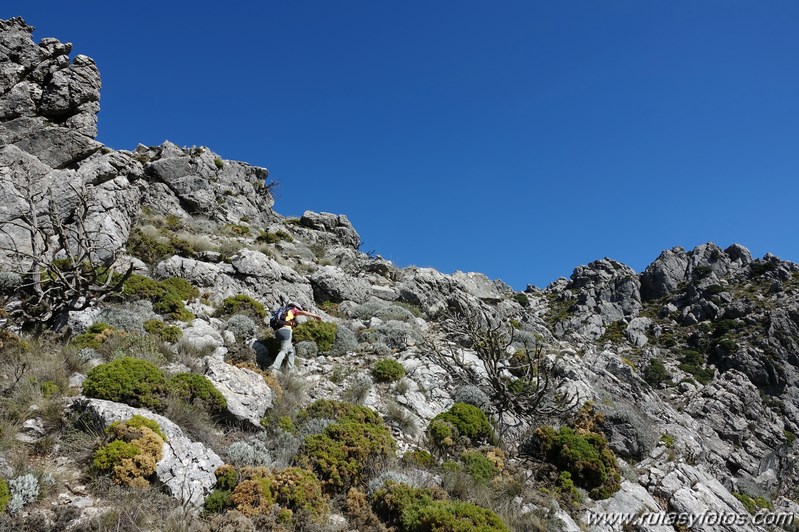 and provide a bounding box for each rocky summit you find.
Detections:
[0,17,798,532]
